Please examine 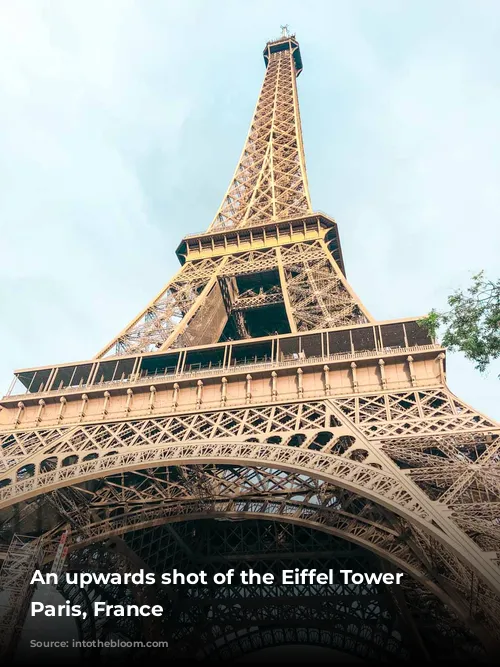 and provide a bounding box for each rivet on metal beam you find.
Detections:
[323,365,330,395]
[407,355,417,387]
[437,352,446,384]
[79,394,88,421]
[149,386,156,412]
[350,362,358,393]
[36,399,46,424]
[102,390,111,417]
[125,388,133,414]
[246,374,252,404]
[172,383,180,411]
[14,401,25,427]
[297,368,303,397]
[196,380,203,409]
[220,377,228,407]
[271,371,278,401]
[378,359,387,390]
[58,396,67,422]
